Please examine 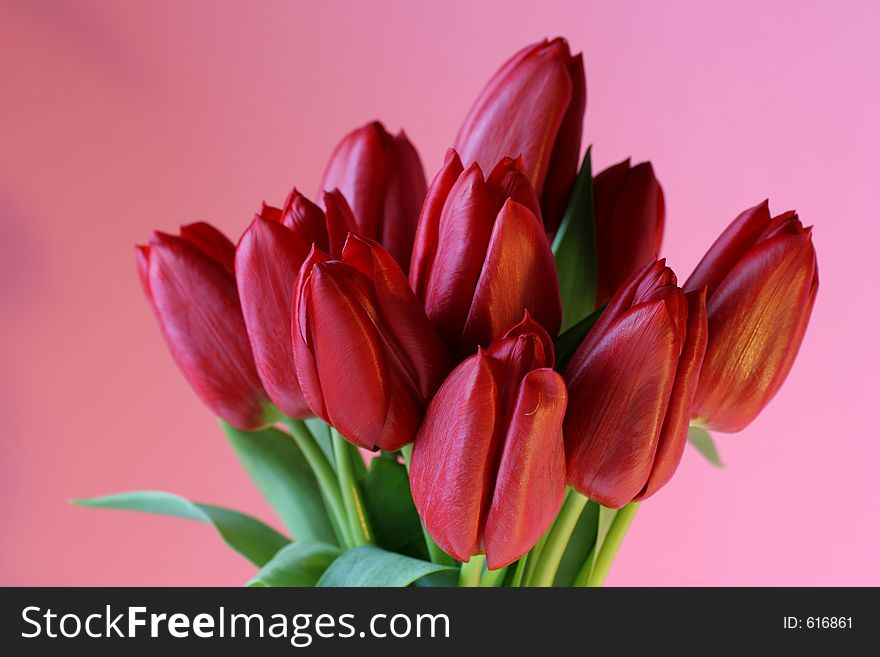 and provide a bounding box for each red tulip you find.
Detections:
[136,223,271,430]
[409,150,562,357]
[564,261,708,508]
[454,38,586,234]
[410,314,567,569]
[684,201,818,432]
[292,235,451,451]
[319,121,427,271]
[593,159,665,305]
